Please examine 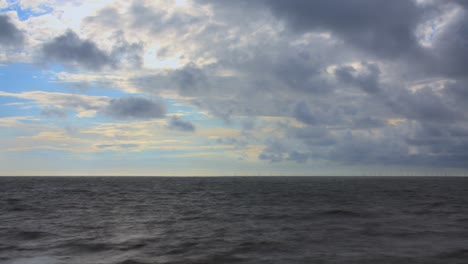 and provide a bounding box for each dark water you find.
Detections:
[1,177,468,264]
